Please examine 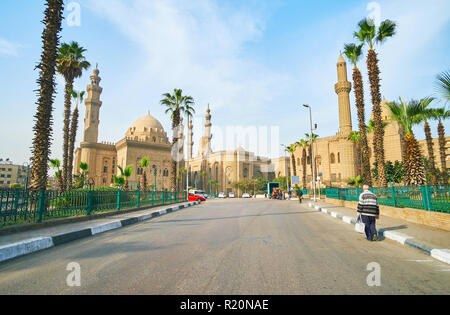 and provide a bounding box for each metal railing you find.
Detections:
[0,188,187,226]
[323,185,450,213]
